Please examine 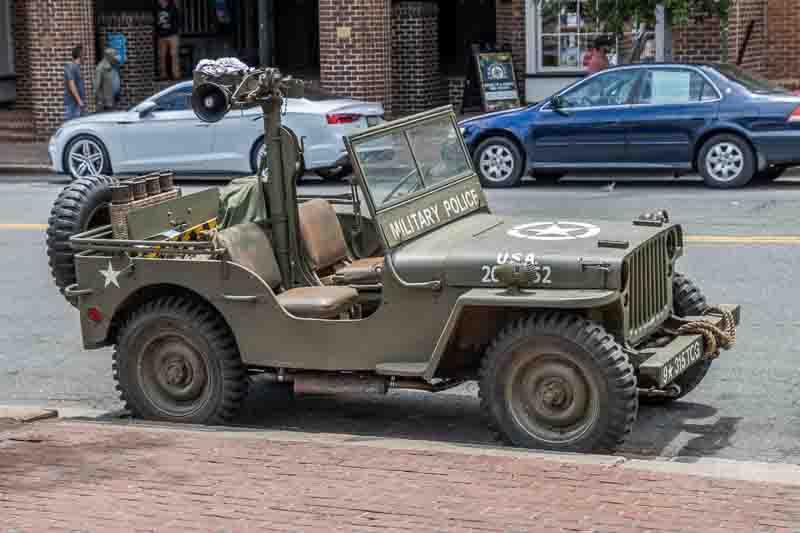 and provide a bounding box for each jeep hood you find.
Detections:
[392,213,678,290]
